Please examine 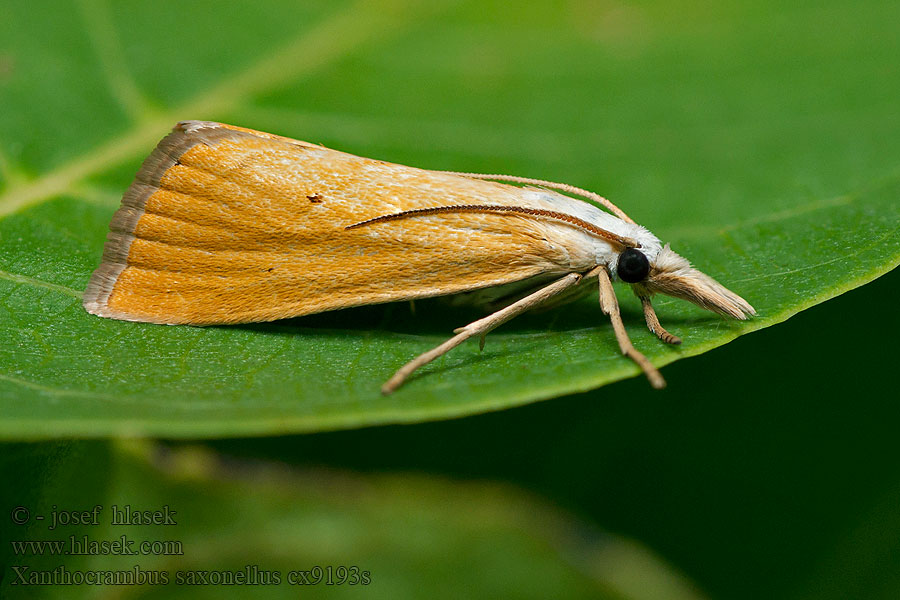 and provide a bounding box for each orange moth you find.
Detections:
[84,121,755,393]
